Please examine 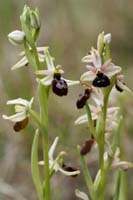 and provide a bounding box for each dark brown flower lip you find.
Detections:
[13,117,29,132]
[62,163,79,177]
[92,72,110,87]
[52,74,68,96]
[76,88,92,109]
[80,138,95,155]
[115,81,125,92]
